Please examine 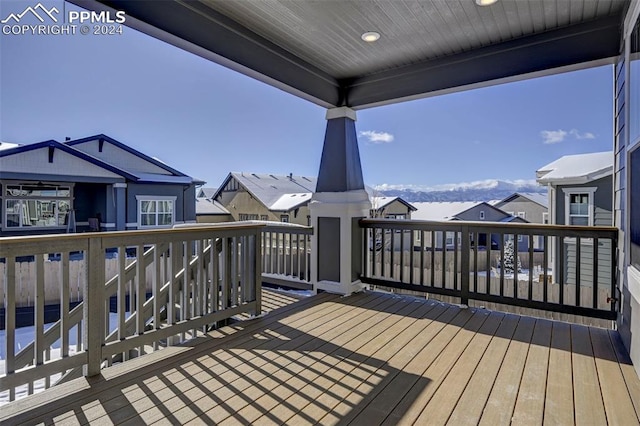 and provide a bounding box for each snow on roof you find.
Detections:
[269,192,312,211]
[536,152,612,185]
[196,198,230,215]
[371,196,417,211]
[516,192,548,208]
[411,202,479,221]
[0,142,20,151]
[228,172,317,208]
[198,187,218,199]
